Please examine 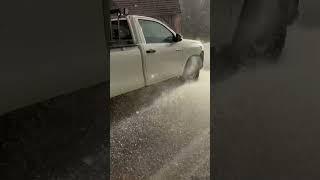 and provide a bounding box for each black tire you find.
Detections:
[181,69,200,82]
[181,58,201,82]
